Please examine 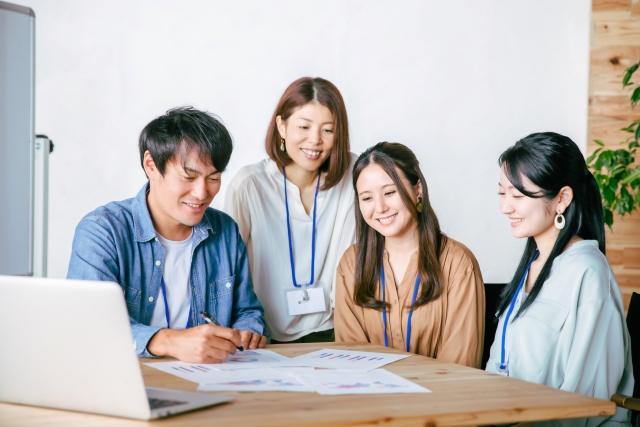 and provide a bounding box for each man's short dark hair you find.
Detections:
[139,107,233,176]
